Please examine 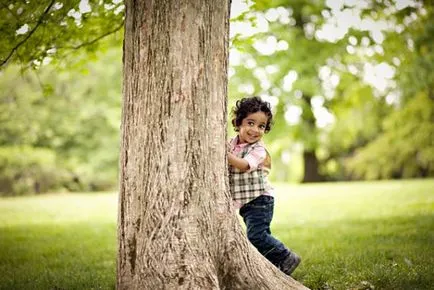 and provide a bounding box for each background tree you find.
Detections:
[228,0,432,182]
[345,2,434,179]
[1,0,124,67]
[0,0,124,195]
[230,0,337,182]
[0,49,121,195]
